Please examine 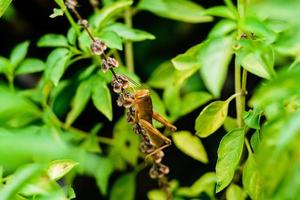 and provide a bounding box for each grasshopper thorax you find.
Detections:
[134,89,150,101]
